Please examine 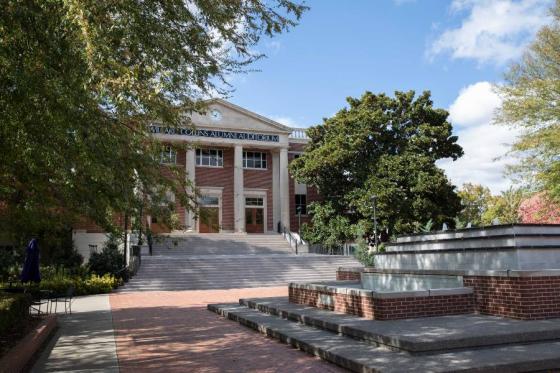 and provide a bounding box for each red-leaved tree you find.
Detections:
[519,193,560,224]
